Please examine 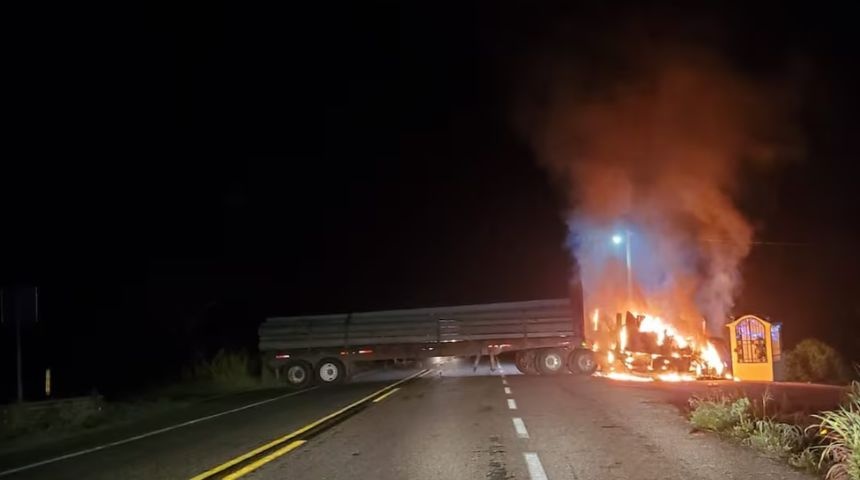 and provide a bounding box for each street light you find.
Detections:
[612,231,633,306]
